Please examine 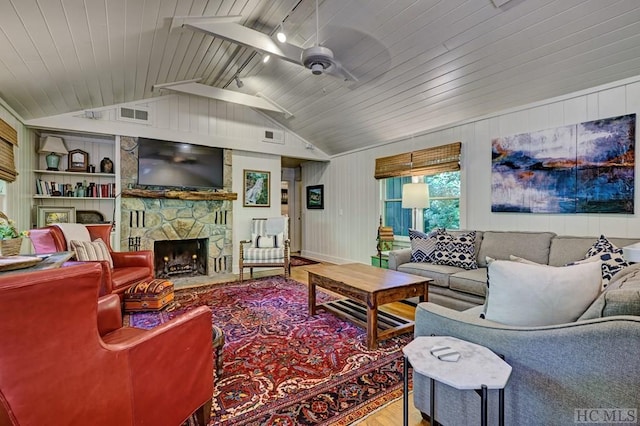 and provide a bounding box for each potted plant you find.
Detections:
[0,212,26,256]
